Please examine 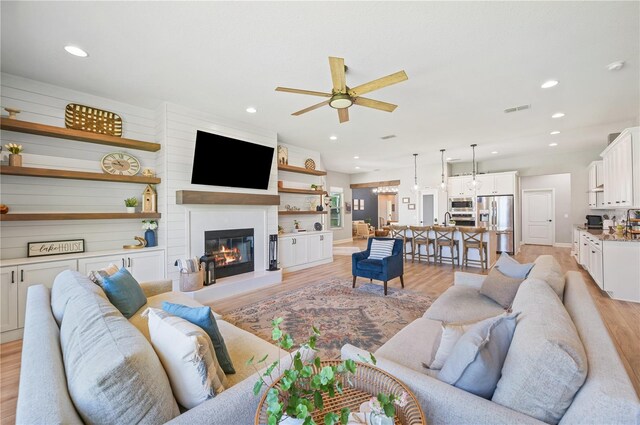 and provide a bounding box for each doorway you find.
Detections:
[522,189,555,246]
[418,189,439,226]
